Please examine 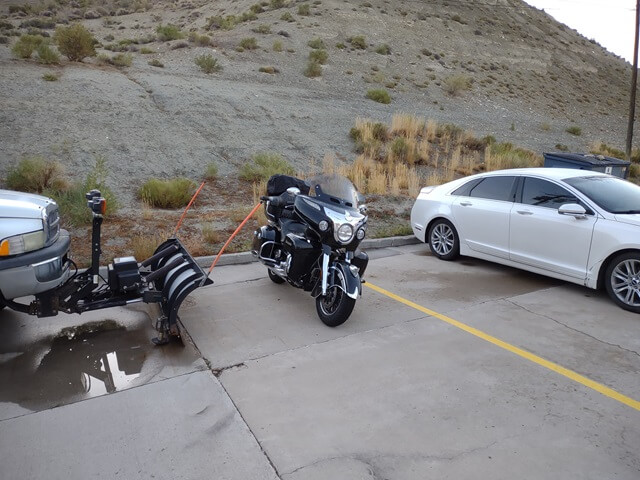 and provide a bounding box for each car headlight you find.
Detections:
[337,224,354,243]
[0,230,46,256]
